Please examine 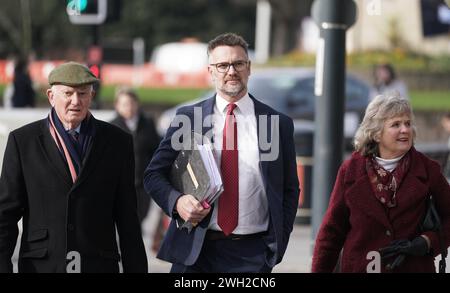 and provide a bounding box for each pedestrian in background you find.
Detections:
[371,63,409,100]
[0,62,147,273]
[440,112,450,179]
[441,112,450,149]
[312,93,450,273]
[110,87,161,223]
[11,57,36,108]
